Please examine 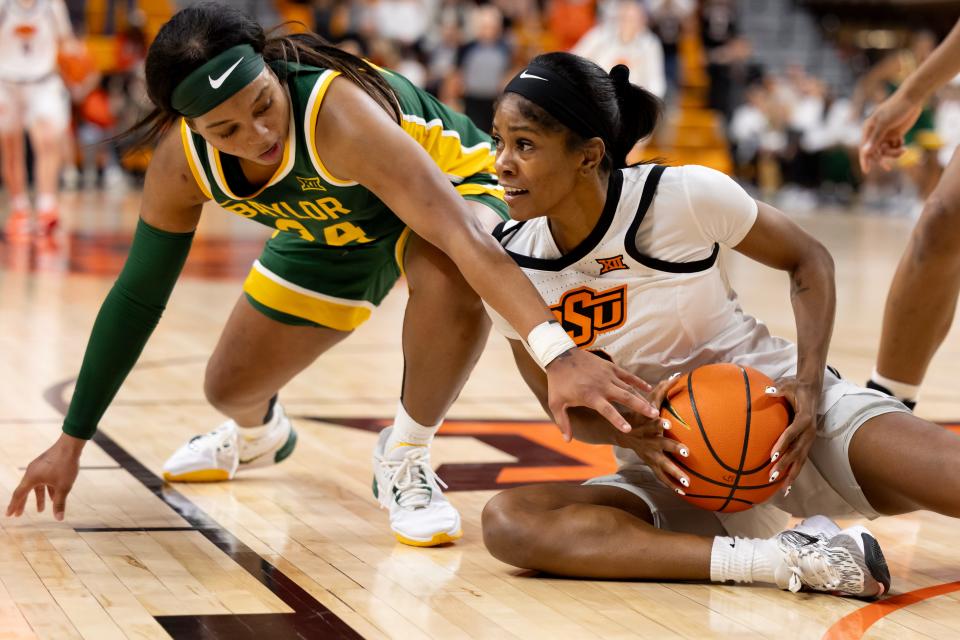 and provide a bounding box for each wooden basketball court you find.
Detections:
[1,190,959,639]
